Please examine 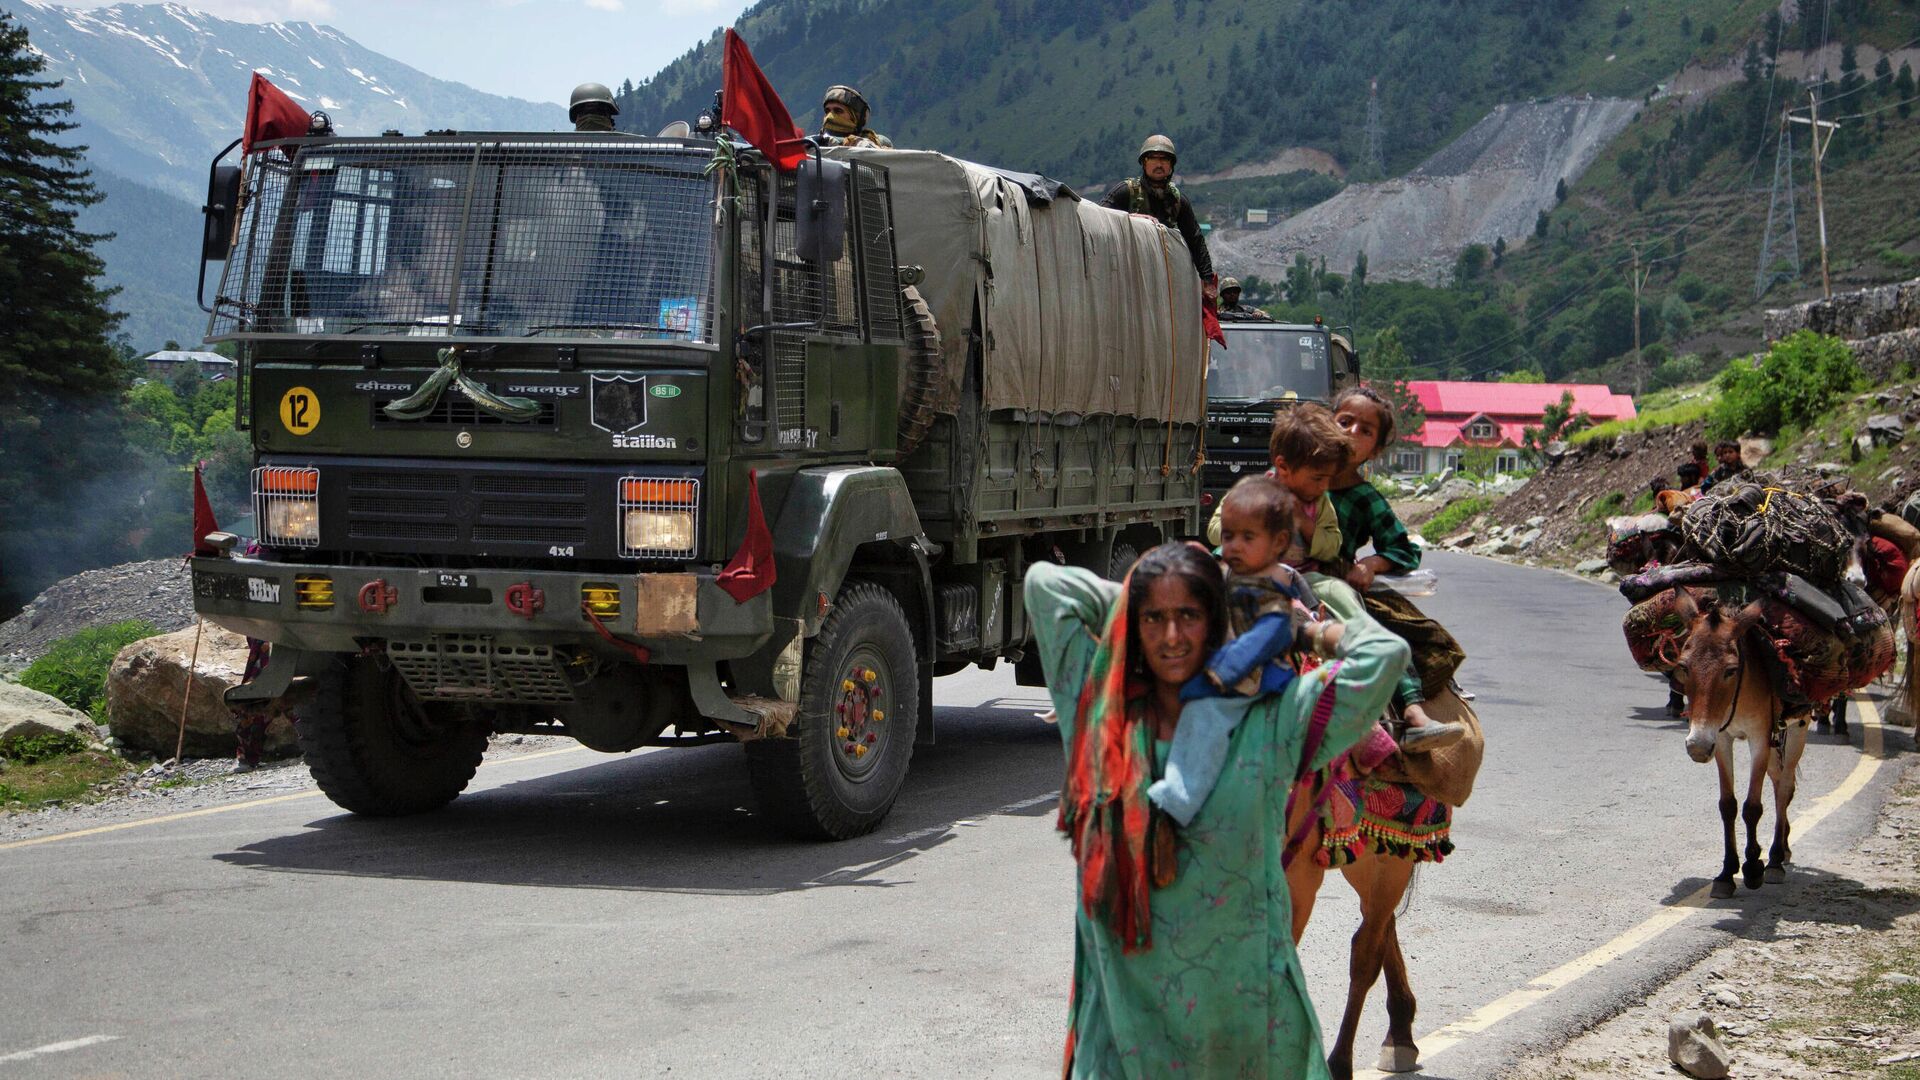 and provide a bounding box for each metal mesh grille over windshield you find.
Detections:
[210,139,718,344]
